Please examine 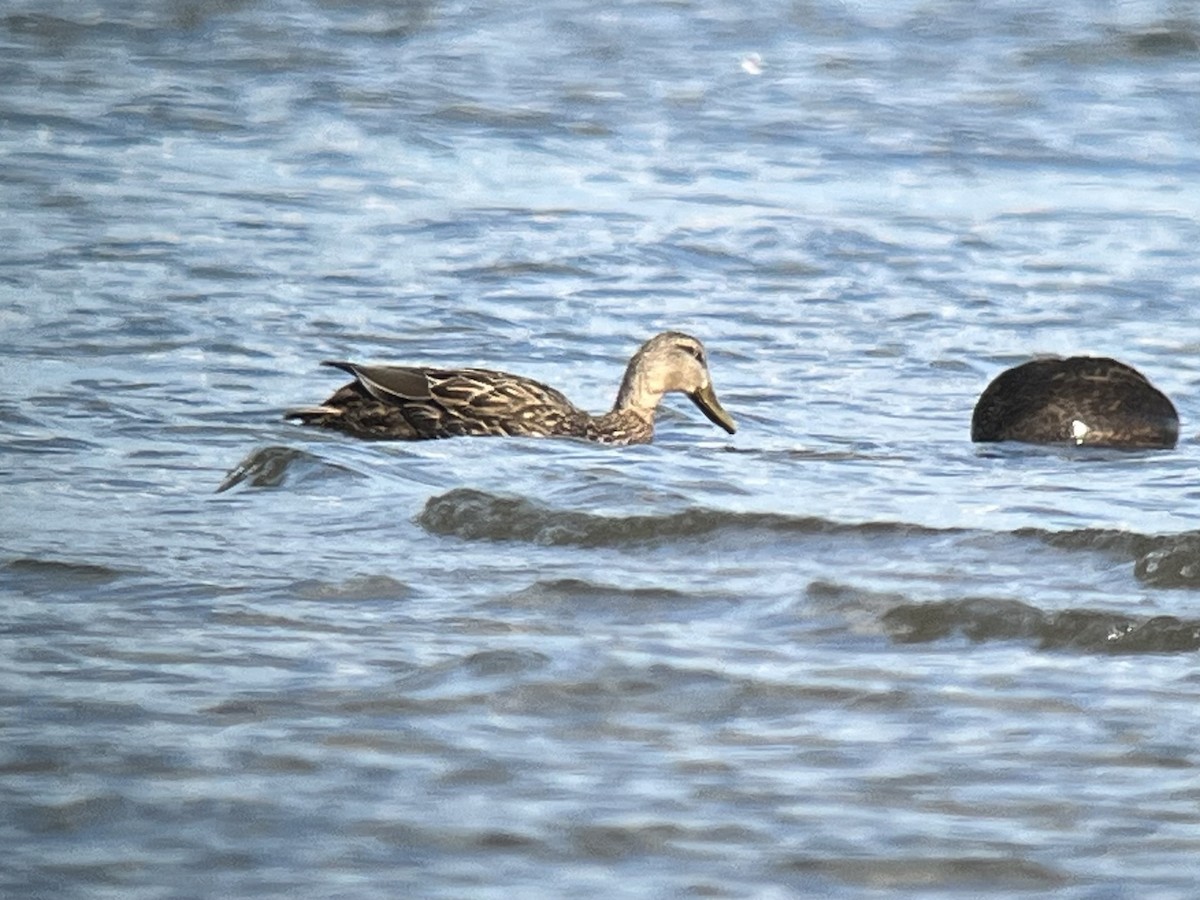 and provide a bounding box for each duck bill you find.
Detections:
[689,384,737,434]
